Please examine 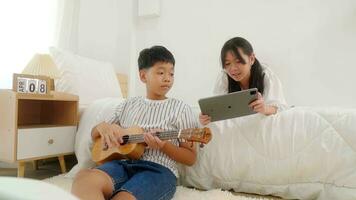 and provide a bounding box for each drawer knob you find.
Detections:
[48,139,54,145]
